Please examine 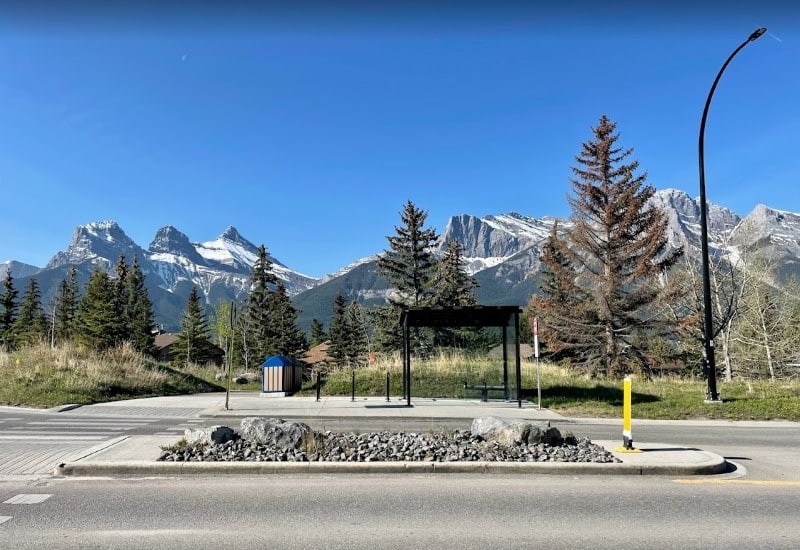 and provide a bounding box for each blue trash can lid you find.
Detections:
[261,355,294,367]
